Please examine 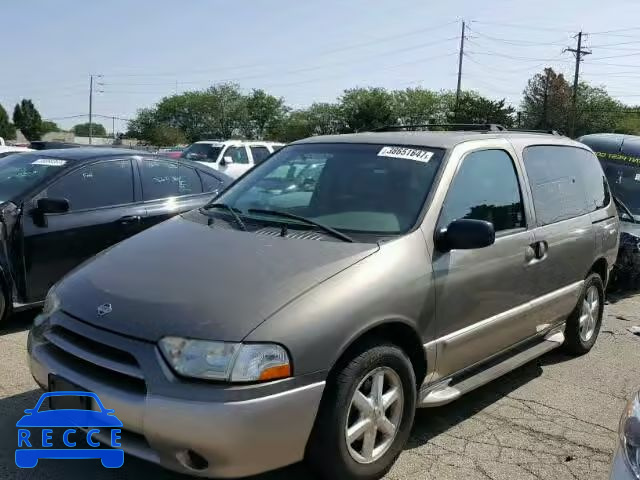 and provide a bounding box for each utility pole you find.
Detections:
[455,20,466,114]
[89,75,94,145]
[112,116,116,139]
[88,74,103,144]
[565,32,591,136]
